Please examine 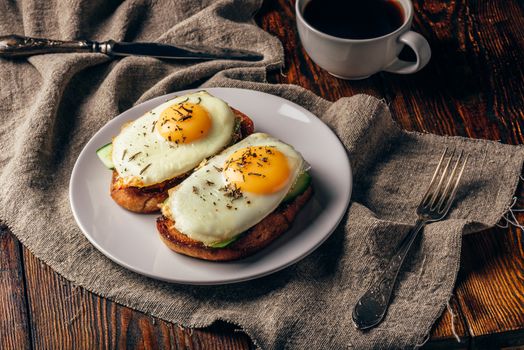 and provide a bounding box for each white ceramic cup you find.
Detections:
[295,0,431,80]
